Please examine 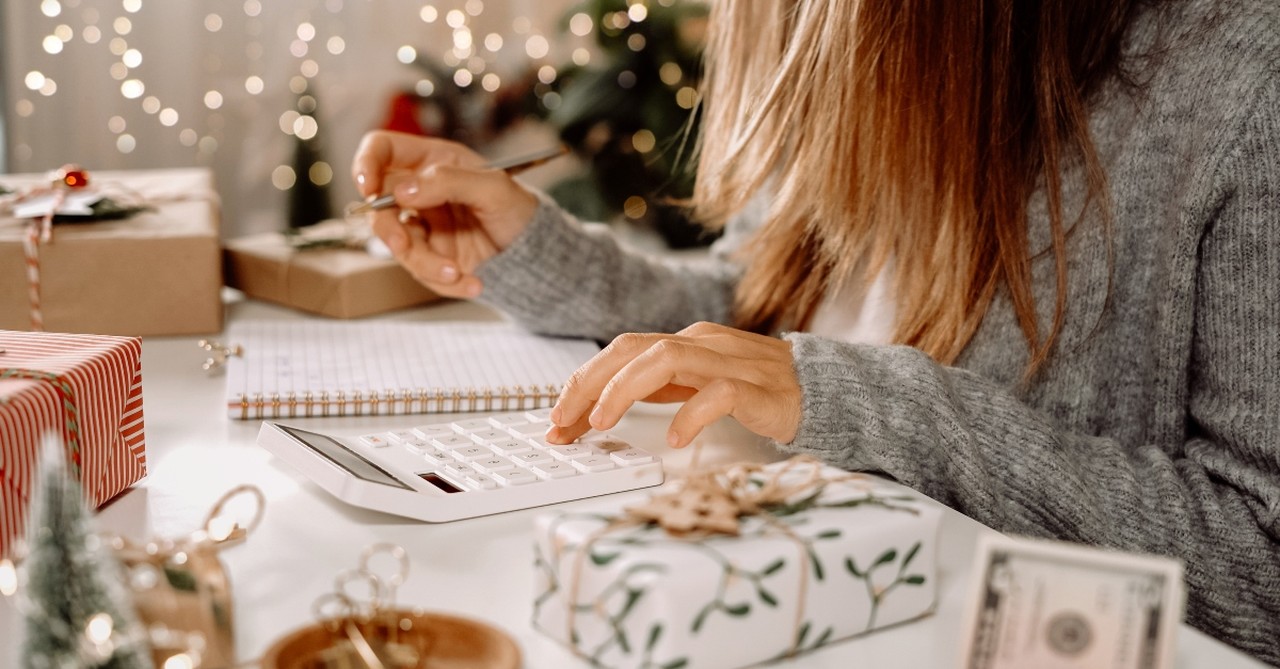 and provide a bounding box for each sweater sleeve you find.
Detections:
[473,194,749,340]
[780,79,1280,664]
